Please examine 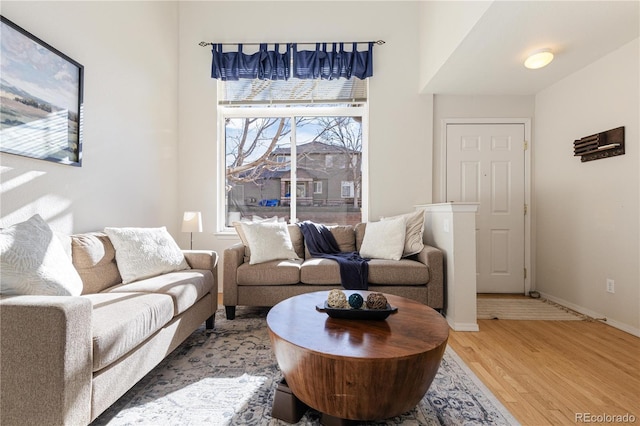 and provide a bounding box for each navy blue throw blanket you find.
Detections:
[297,221,369,290]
